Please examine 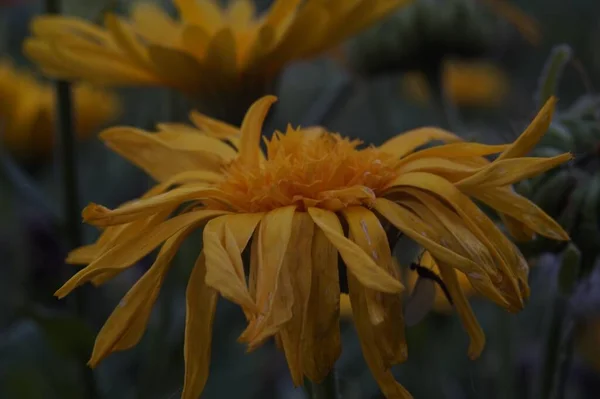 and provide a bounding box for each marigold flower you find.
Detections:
[402,60,510,108]
[24,0,411,121]
[0,58,119,160]
[58,95,570,398]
